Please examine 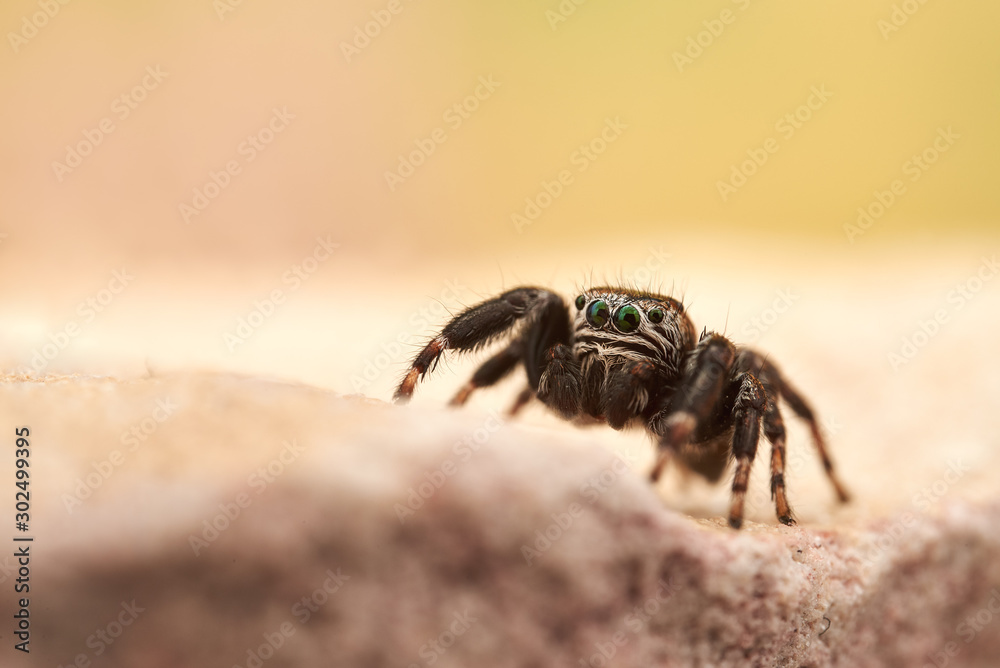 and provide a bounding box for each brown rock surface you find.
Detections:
[2,371,998,668]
